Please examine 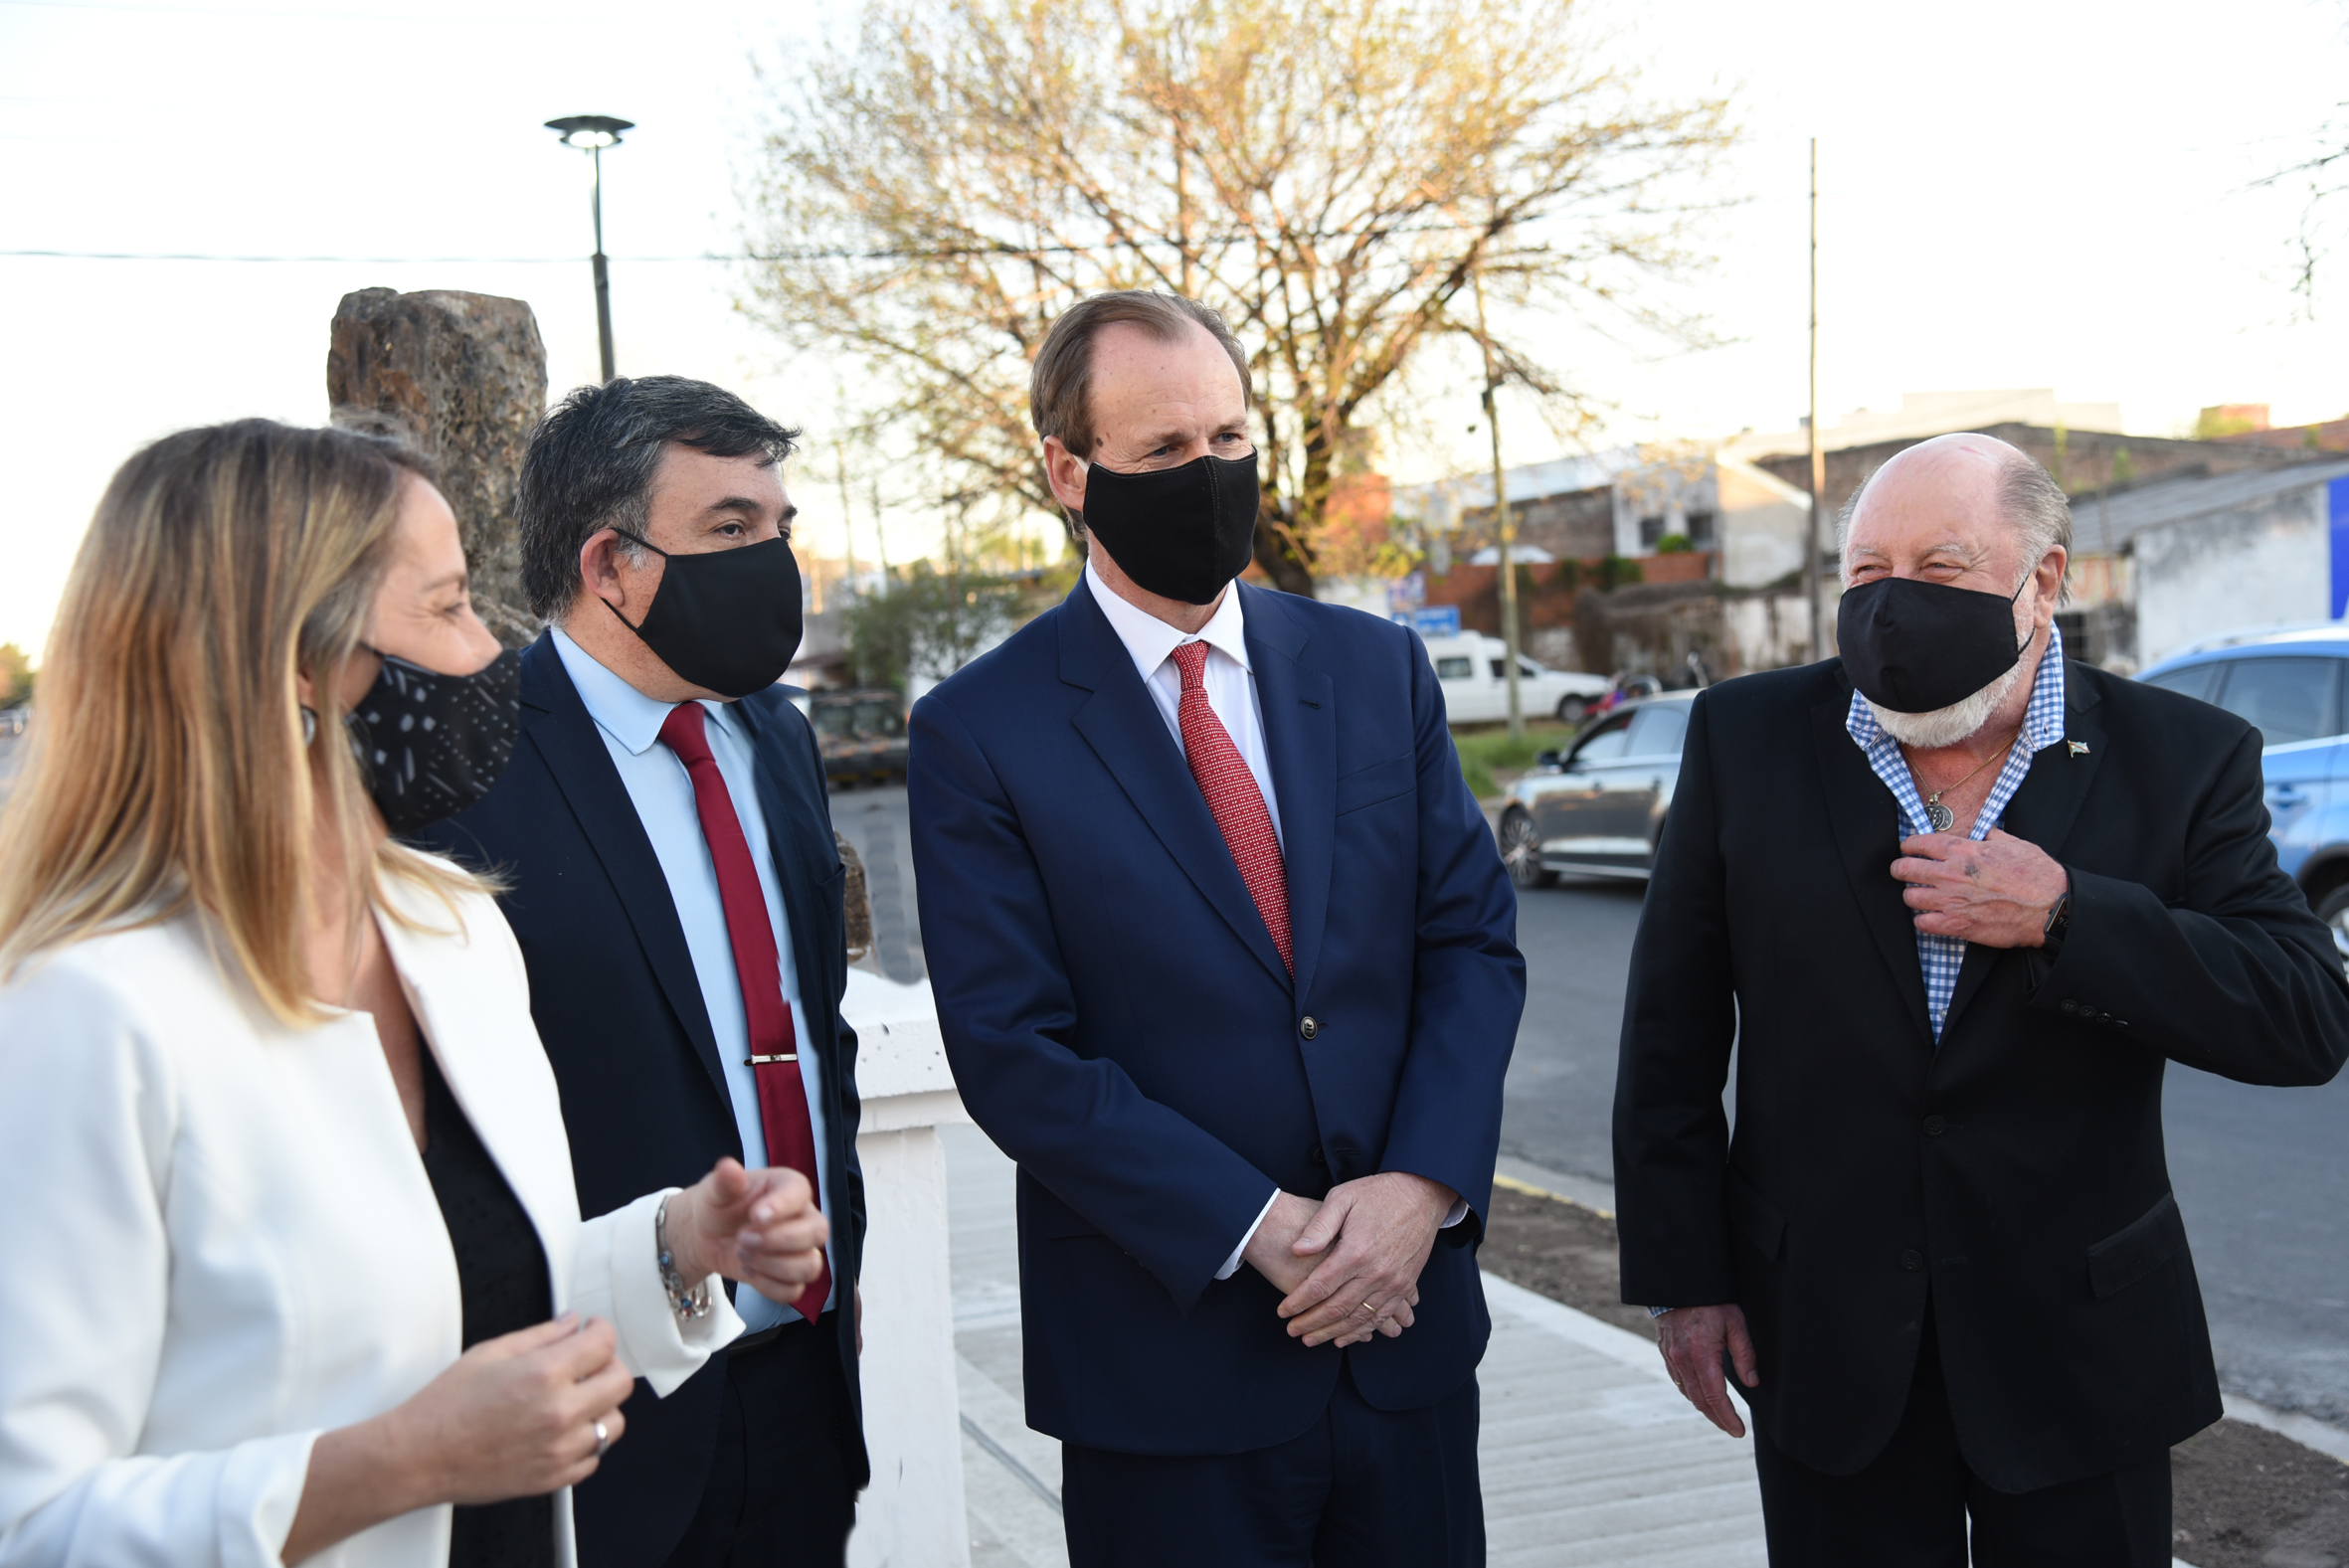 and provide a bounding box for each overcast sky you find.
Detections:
[5,0,2349,654]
